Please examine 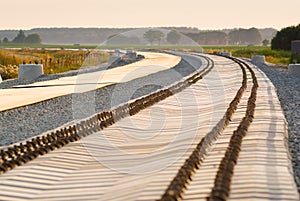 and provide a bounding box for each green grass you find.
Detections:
[203,46,291,66]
